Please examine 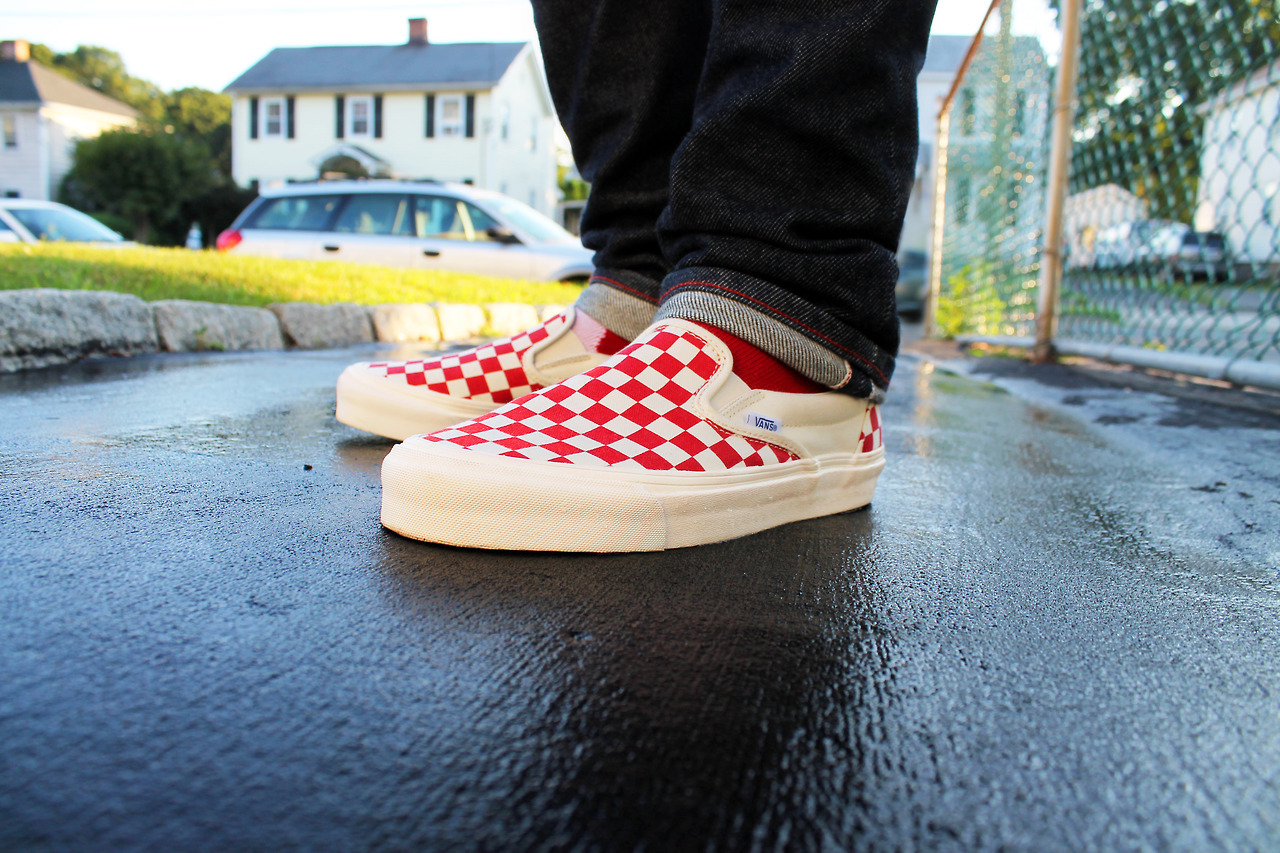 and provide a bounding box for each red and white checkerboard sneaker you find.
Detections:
[335,308,624,441]
[380,318,886,551]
